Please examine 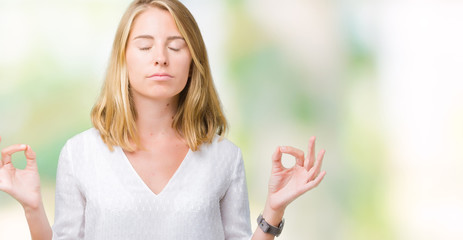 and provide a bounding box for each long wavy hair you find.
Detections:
[91,0,227,152]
